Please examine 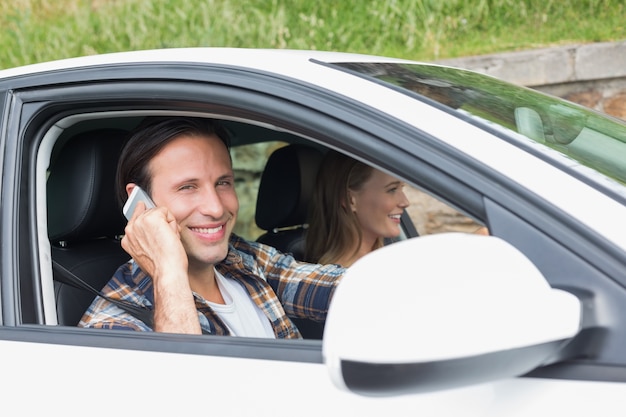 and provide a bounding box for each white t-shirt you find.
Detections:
[205,269,275,338]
